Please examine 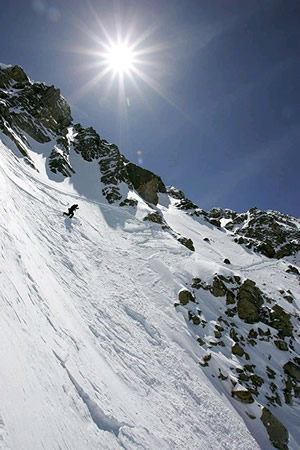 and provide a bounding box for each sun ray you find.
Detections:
[66,6,193,124]
[69,66,113,103]
[131,66,192,121]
